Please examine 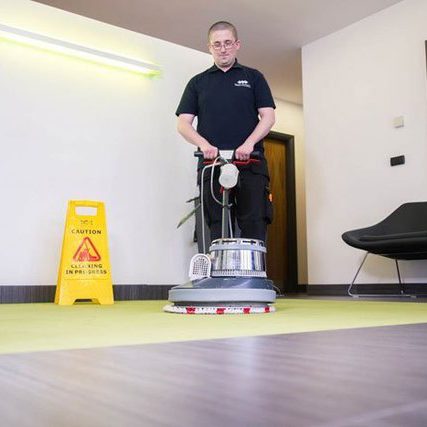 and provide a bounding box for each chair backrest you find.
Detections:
[377,202,427,234]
